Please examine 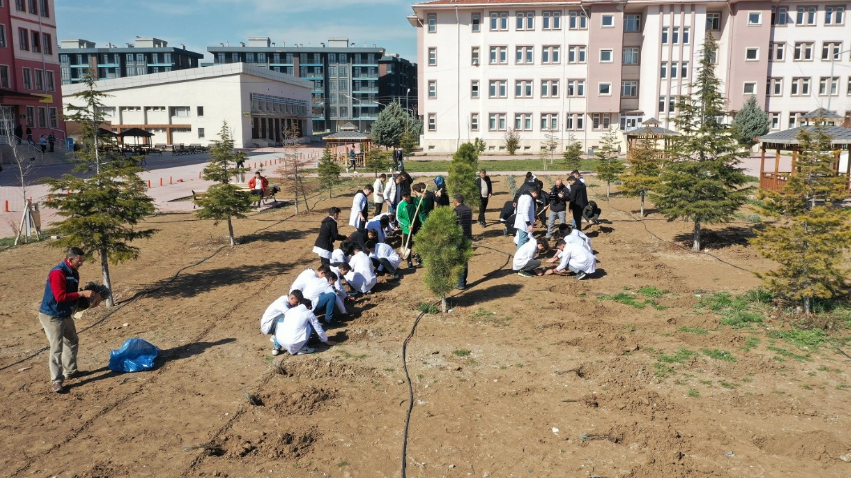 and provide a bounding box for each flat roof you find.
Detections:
[58,47,204,58]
